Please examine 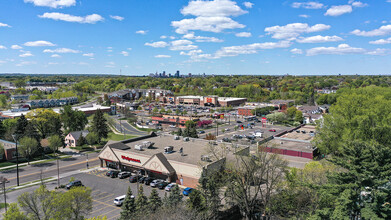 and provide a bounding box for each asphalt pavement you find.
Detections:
[110,116,147,136]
